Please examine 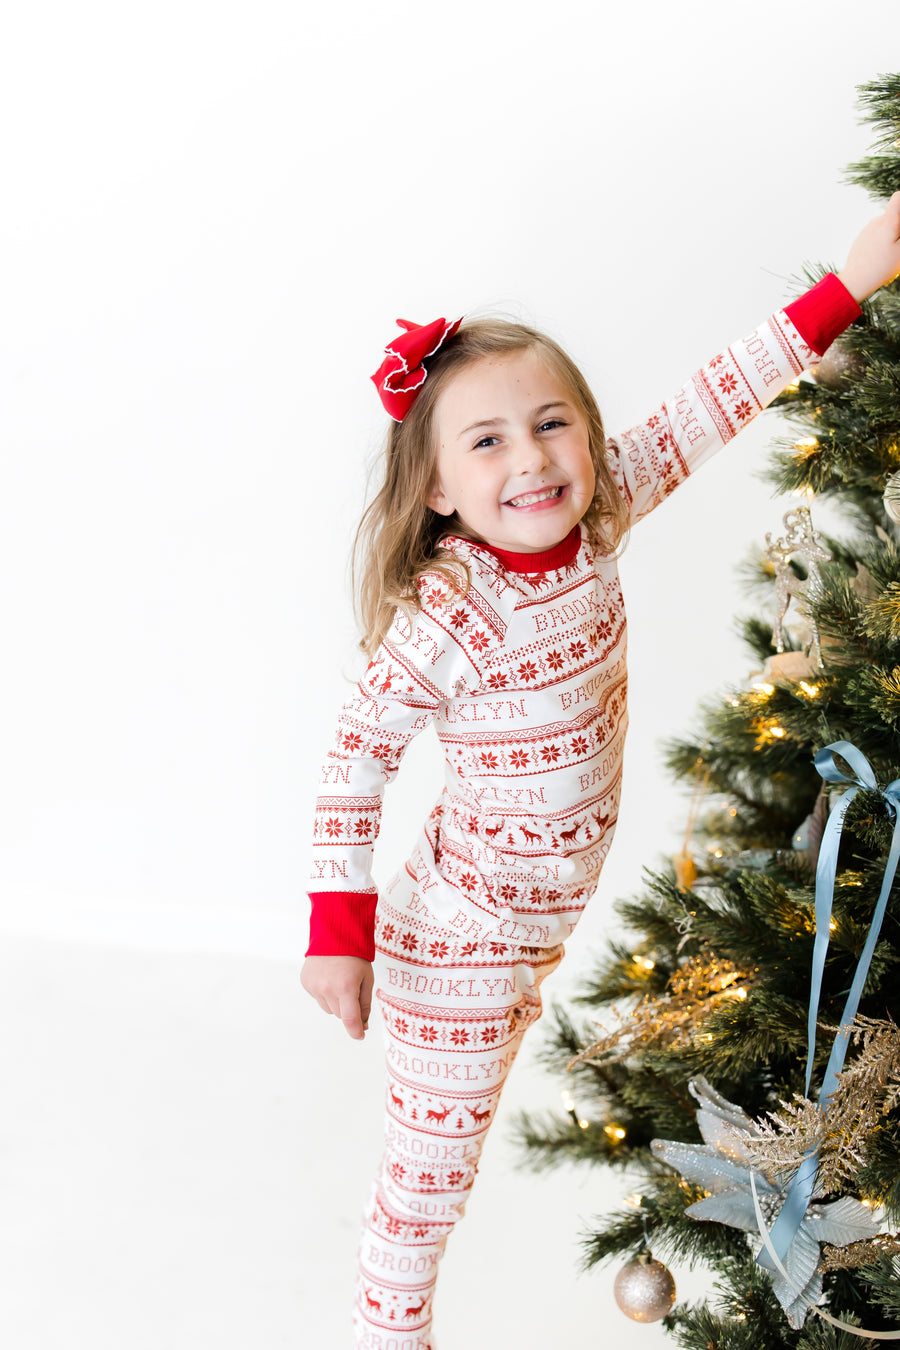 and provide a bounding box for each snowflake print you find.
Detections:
[323,817,344,839]
[468,629,490,653]
[428,940,450,960]
[481,1025,499,1044]
[527,886,544,907]
[517,660,539,682]
[487,941,508,956]
[498,882,518,902]
[733,399,753,421]
[412,1225,429,1239]
[354,817,373,838]
[568,639,587,661]
[418,1172,437,1188]
[419,1025,439,1044]
[384,1216,403,1237]
[709,354,725,368]
[394,1017,409,1036]
[381,923,395,943]
[341,731,363,752]
[458,871,478,894]
[399,931,418,953]
[459,942,479,958]
[486,670,509,690]
[388,1161,406,1181]
[479,751,499,771]
[508,749,530,770]
[545,649,565,671]
[647,413,661,429]
[718,371,738,394]
[449,609,469,631]
[571,735,589,756]
[596,618,612,640]
[449,1027,470,1046]
[446,1170,466,1187]
[540,743,562,763]
[371,741,392,760]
